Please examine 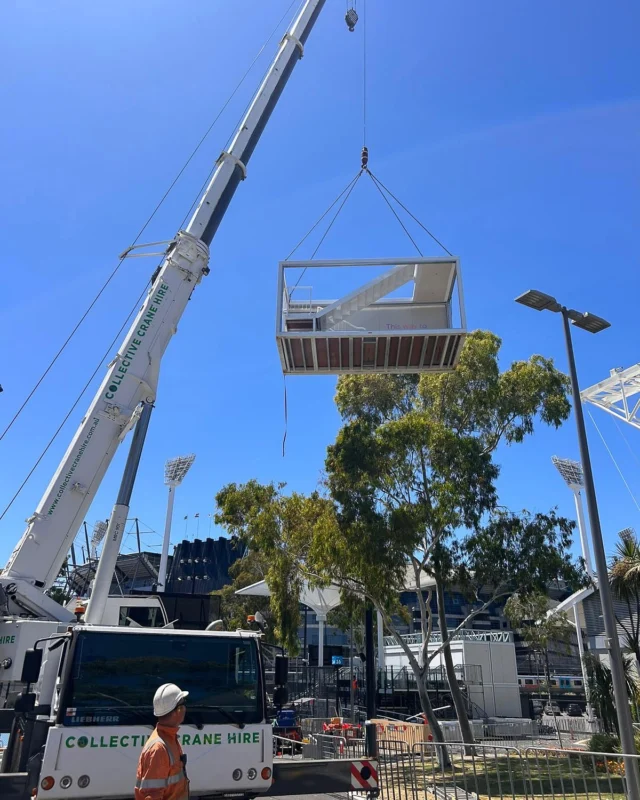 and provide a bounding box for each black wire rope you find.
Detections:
[363,0,367,147]
[0,282,151,522]
[287,170,364,295]
[367,170,453,257]
[0,0,299,444]
[366,171,423,255]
